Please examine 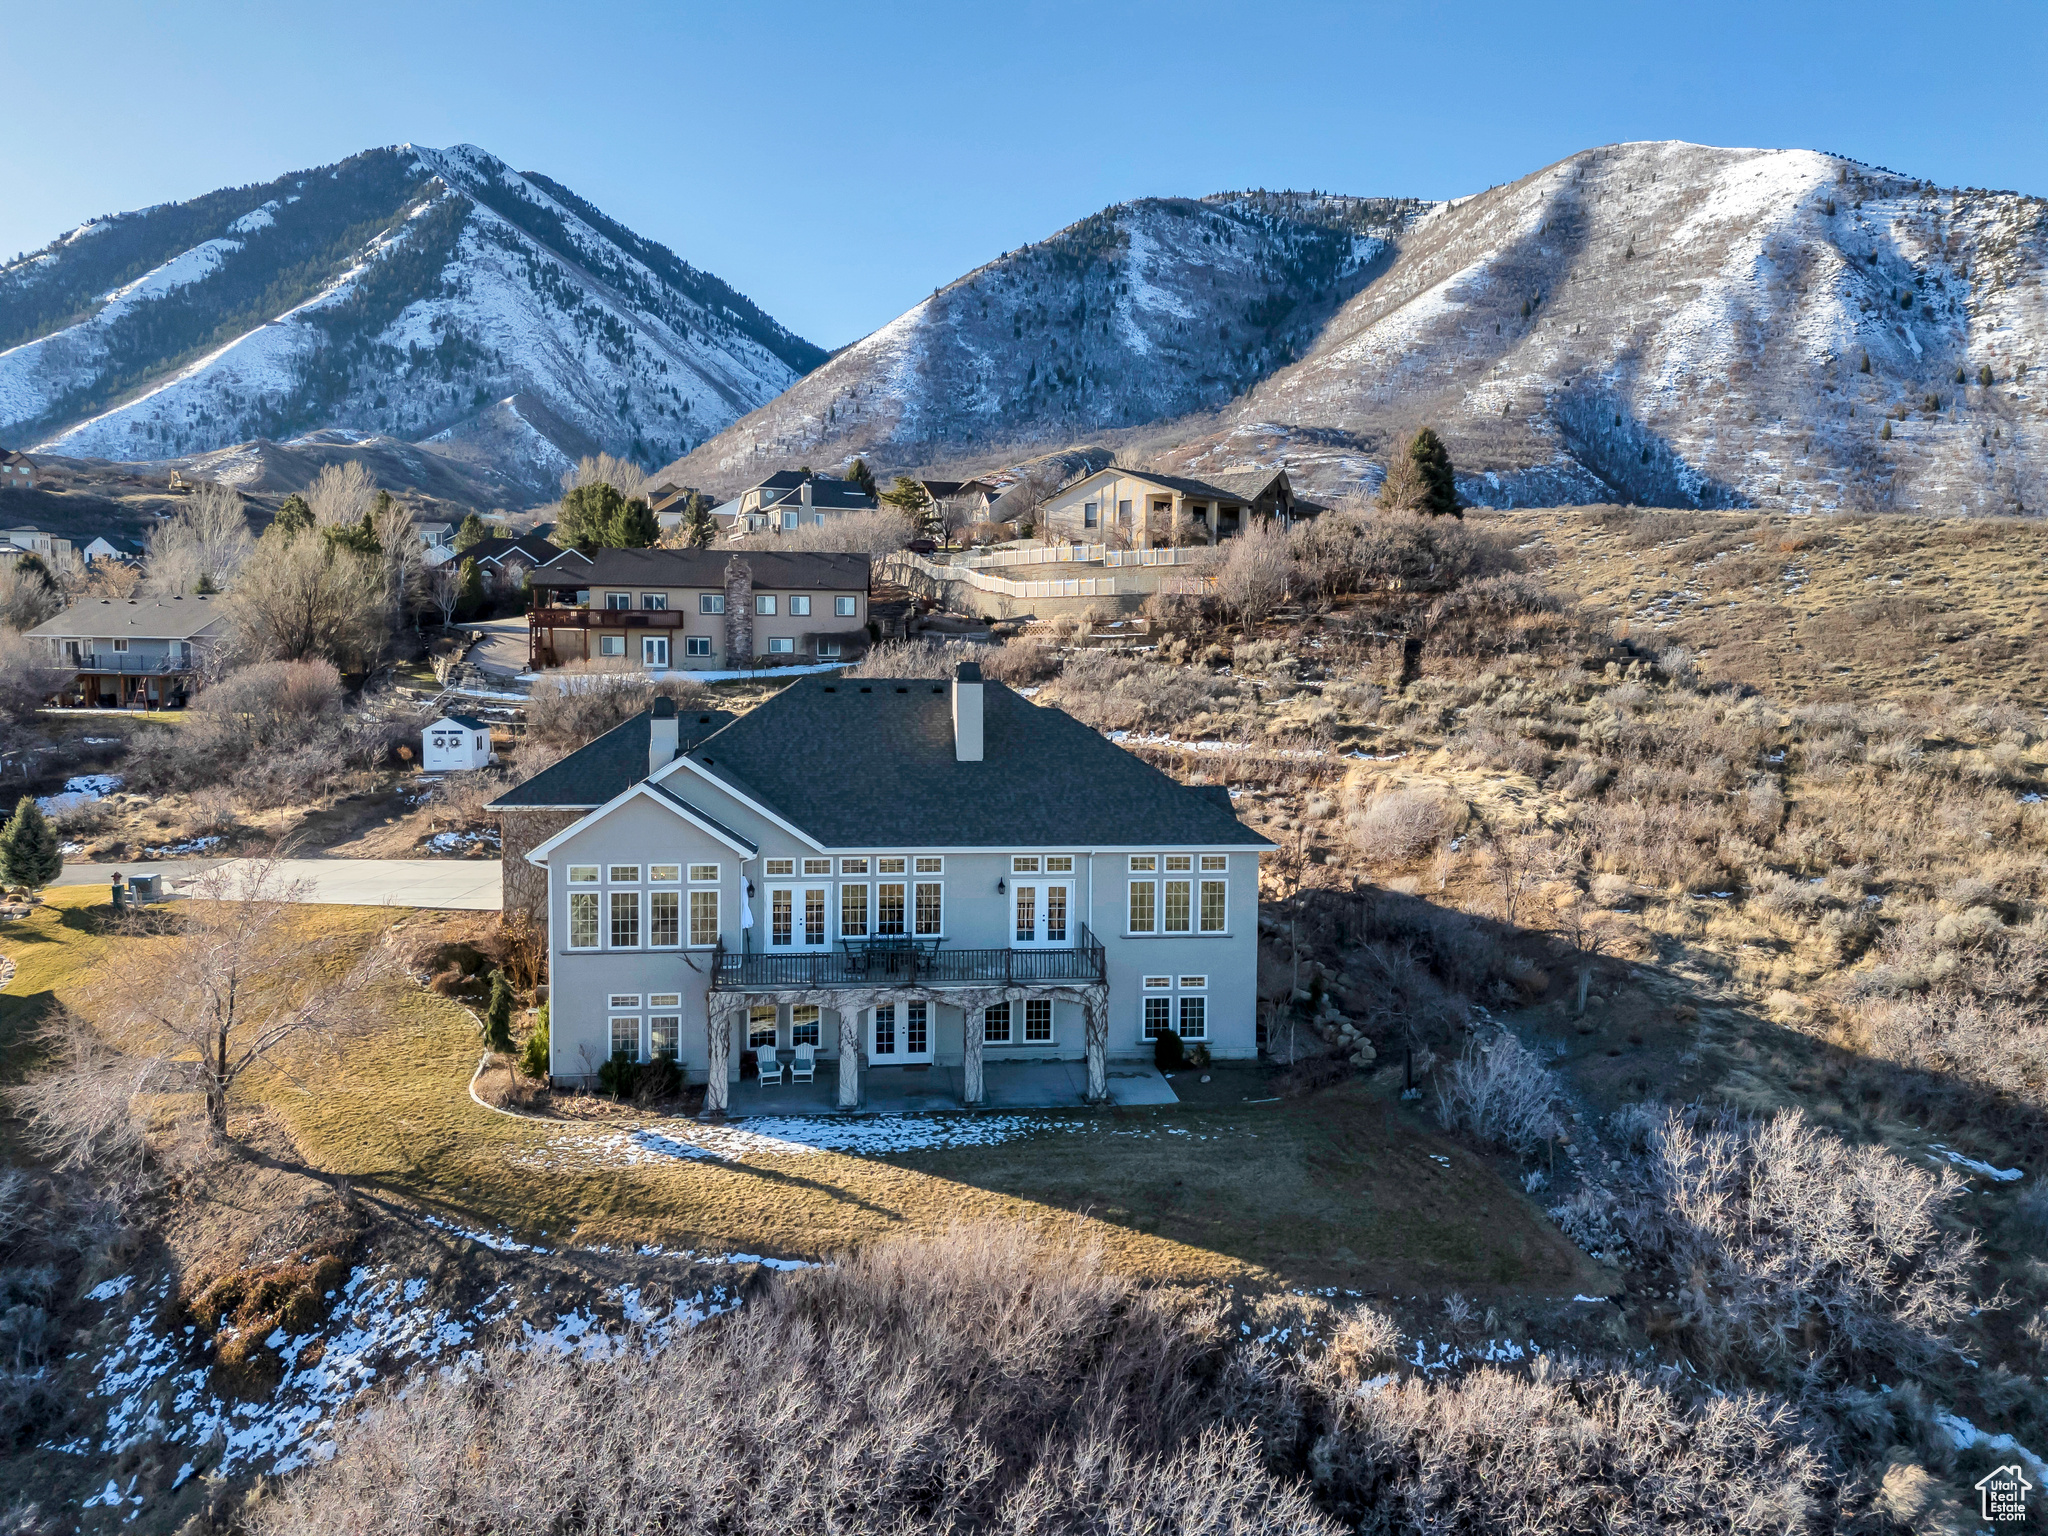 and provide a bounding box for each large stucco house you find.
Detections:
[525,549,870,672]
[491,666,1271,1111]
[26,595,228,708]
